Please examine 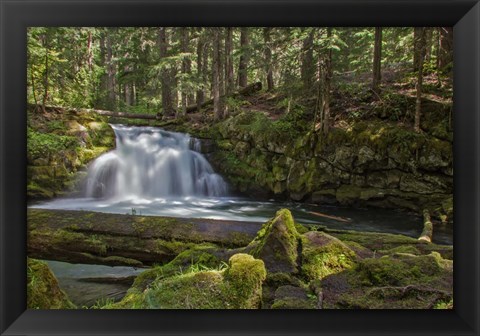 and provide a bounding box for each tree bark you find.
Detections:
[414,27,426,133]
[263,28,274,91]
[158,27,174,117]
[196,28,205,112]
[372,27,382,93]
[301,29,315,91]
[41,30,50,113]
[105,30,117,110]
[238,28,250,88]
[212,28,224,120]
[314,28,332,135]
[225,27,235,96]
[438,27,453,72]
[179,27,189,117]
